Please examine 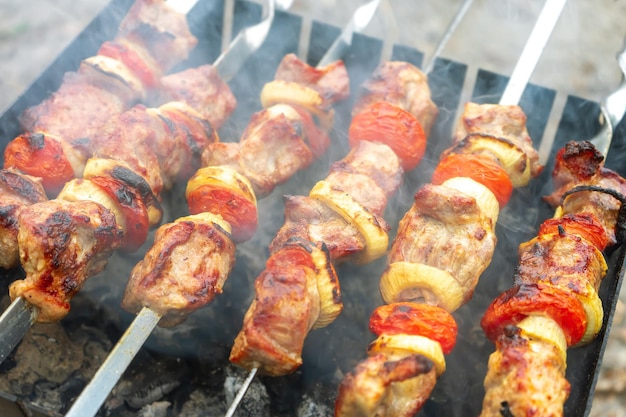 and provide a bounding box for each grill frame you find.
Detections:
[0,0,625,415]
